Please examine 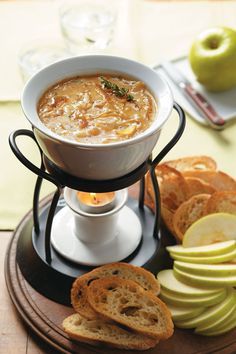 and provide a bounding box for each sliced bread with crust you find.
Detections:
[71,262,160,320]
[63,313,158,350]
[182,170,236,191]
[150,164,190,211]
[185,177,216,197]
[165,155,217,172]
[146,165,189,239]
[173,194,211,242]
[205,191,236,215]
[87,276,174,340]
